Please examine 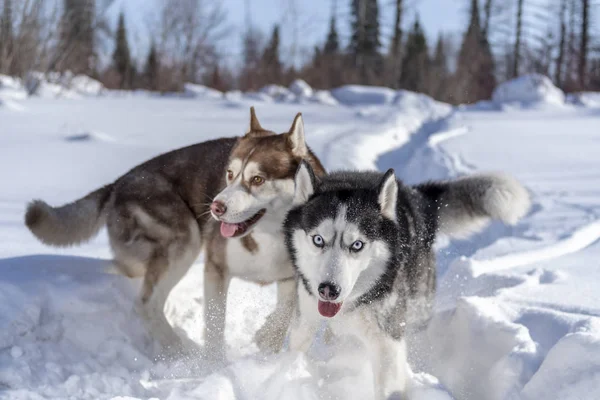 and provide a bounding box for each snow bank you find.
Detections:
[567,92,600,108]
[424,297,538,400]
[0,255,153,398]
[331,85,397,106]
[0,74,27,105]
[288,79,313,99]
[255,81,337,105]
[311,90,339,106]
[259,84,295,102]
[68,74,105,96]
[23,71,106,99]
[182,83,223,100]
[520,320,600,400]
[0,74,23,92]
[492,74,565,107]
